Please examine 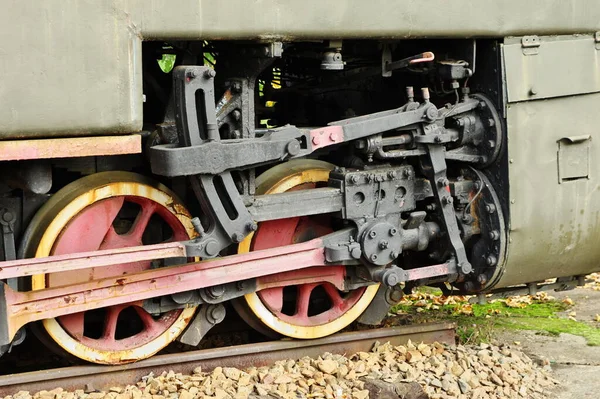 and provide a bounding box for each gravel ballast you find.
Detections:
[4,340,559,399]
